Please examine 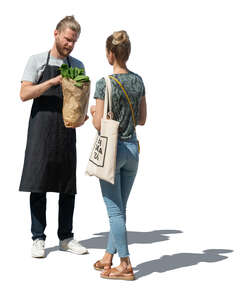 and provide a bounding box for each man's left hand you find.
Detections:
[66,115,89,128]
